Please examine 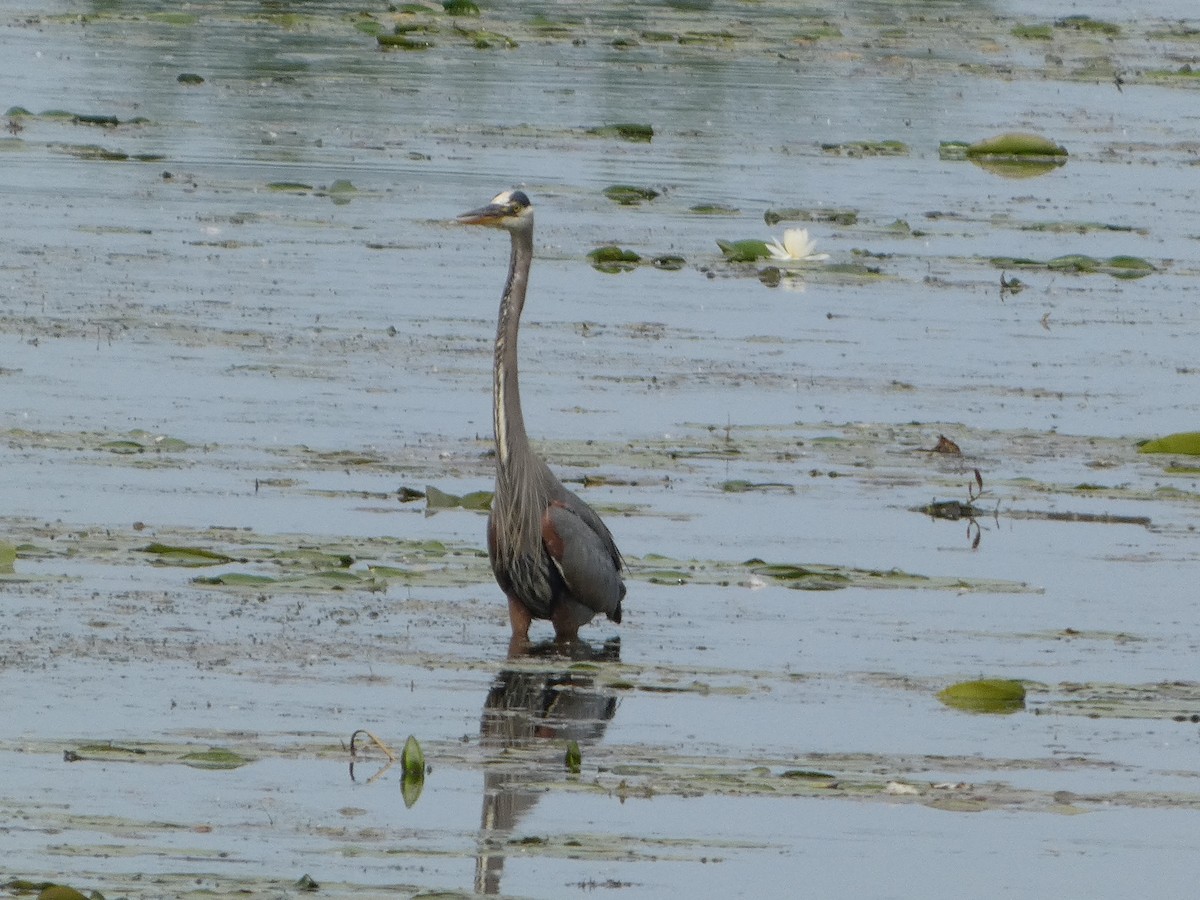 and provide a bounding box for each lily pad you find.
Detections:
[443,0,480,16]
[938,679,1026,714]
[36,887,90,900]
[602,184,658,205]
[716,239,771,262]
[378,33,434,49]
[588,245,641,273]
[0,541,17,574]
[1054,15,1119,36]
[967,133,1067,158]
[140,543,234,566]
[651,255,687,271]
[425,485,493,510]
[1138,432,1200,455]
[180,747,252,769]
[764,207,857,226]
[401,734,425,776]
